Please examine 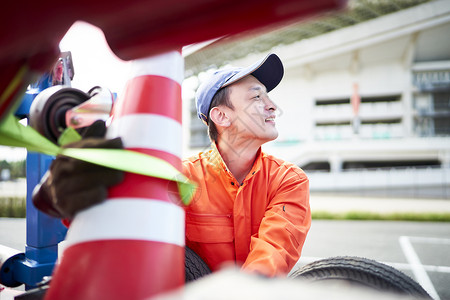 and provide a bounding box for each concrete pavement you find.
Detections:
[310,193,450,214]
